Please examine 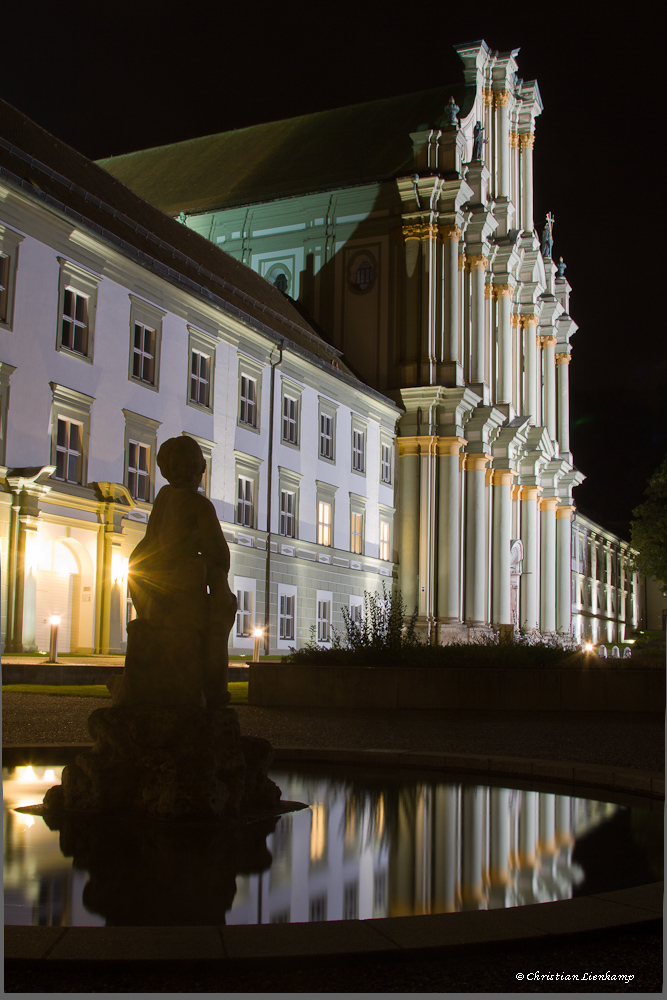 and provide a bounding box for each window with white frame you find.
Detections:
[320,412,334,459]
[349,596,363,627]
[189,350,210,407]
[381,441,392,484]
[350,512,363,554]
[237,476,254,527]
[380,520,391,561]
[351,415,367,475]
[280,490,295,537]
[50,382,94,490]
[279,593,295,640]
[317,597,331,643]
[236,589,253,636]
[238,354,263,431]
[123,408,161,504]
[0,225,24,331]
[56,258,100,362]
[55,417,83,484]
[283,395,298,444]
[316,481,337,548]
[128,296,164,390]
